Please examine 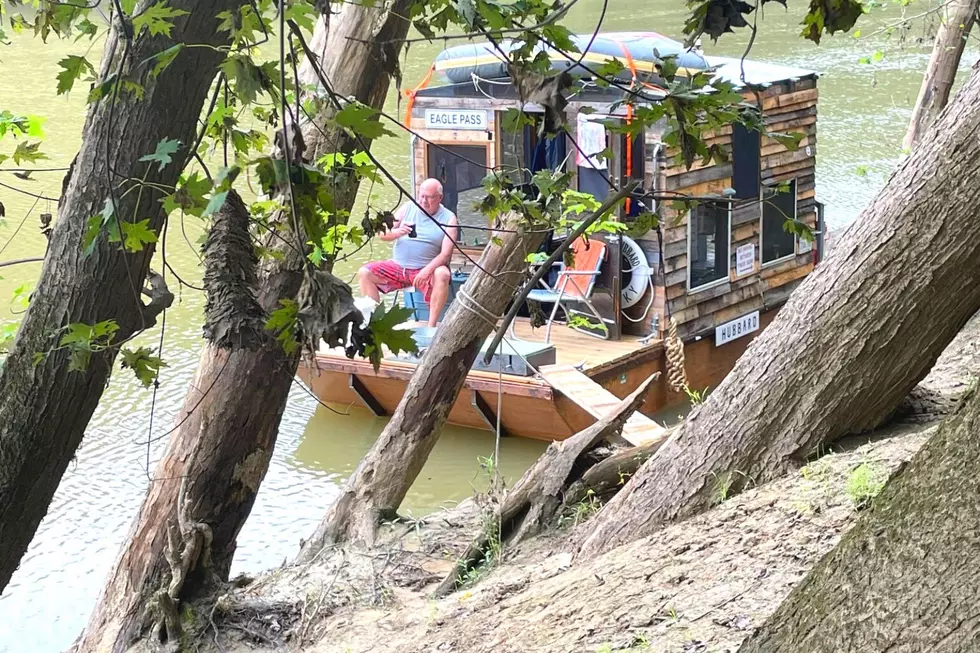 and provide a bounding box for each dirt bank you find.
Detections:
[176,312,980,653]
